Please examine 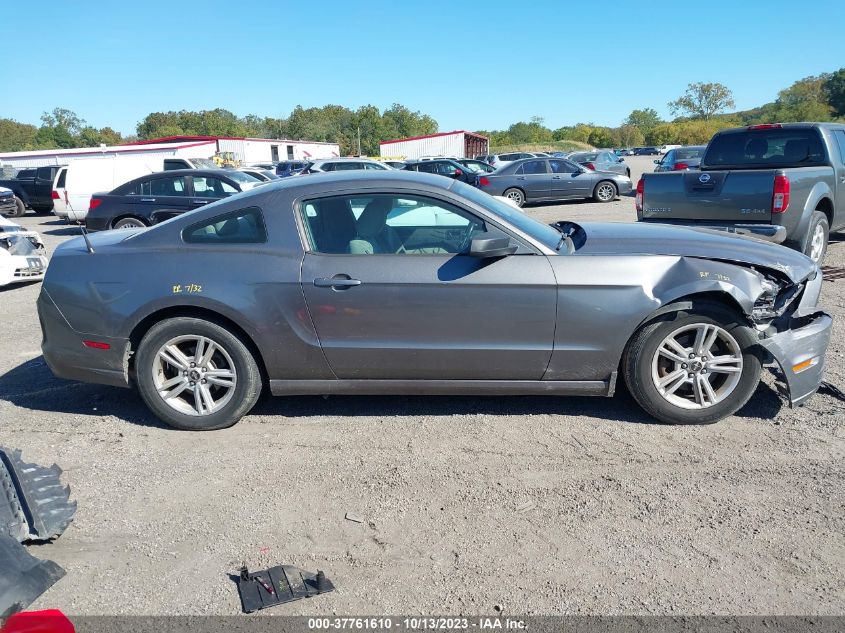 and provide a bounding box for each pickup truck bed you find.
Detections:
[637,123,845,263]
